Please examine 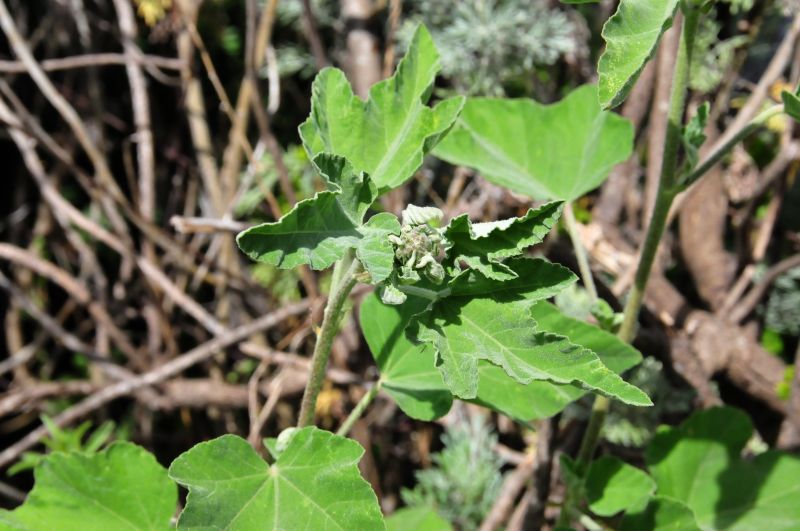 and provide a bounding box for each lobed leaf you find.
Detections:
[300,25,464,192]
[169,429,384,530]
[434,85,633,201]
[0,442,176,531]
[598,0,680,109]
[646,407,800,530]
[443,201,563,280]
